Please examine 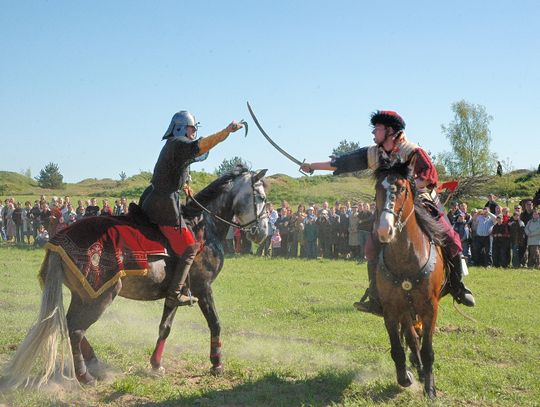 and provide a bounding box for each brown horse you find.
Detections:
[373,161,446,398]
[2,167,269,389]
